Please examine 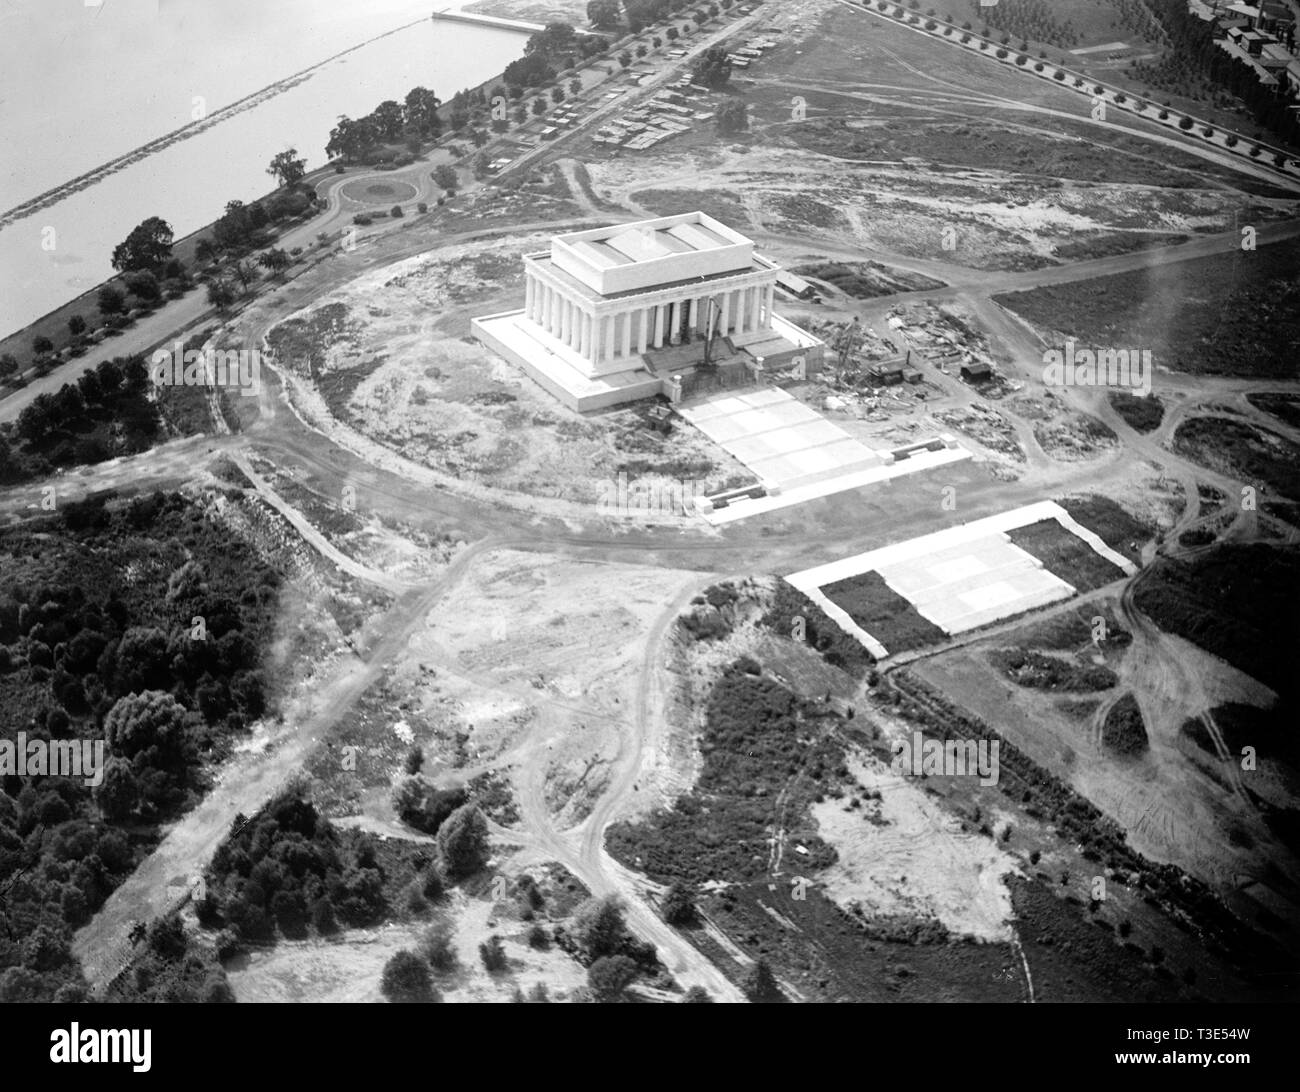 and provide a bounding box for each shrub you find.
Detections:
[381,950,437,1002]
[479,935,507,972]
[741,958,782,1002]
[588,954,639,1002]
[421,923,458,973]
